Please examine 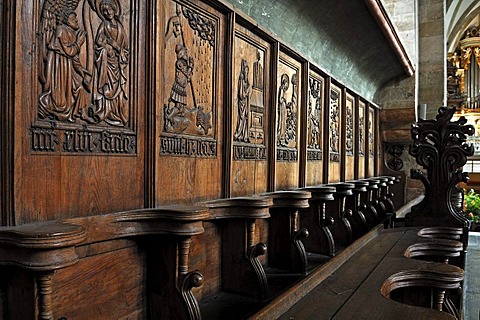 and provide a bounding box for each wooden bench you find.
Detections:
[251,226,464,320]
